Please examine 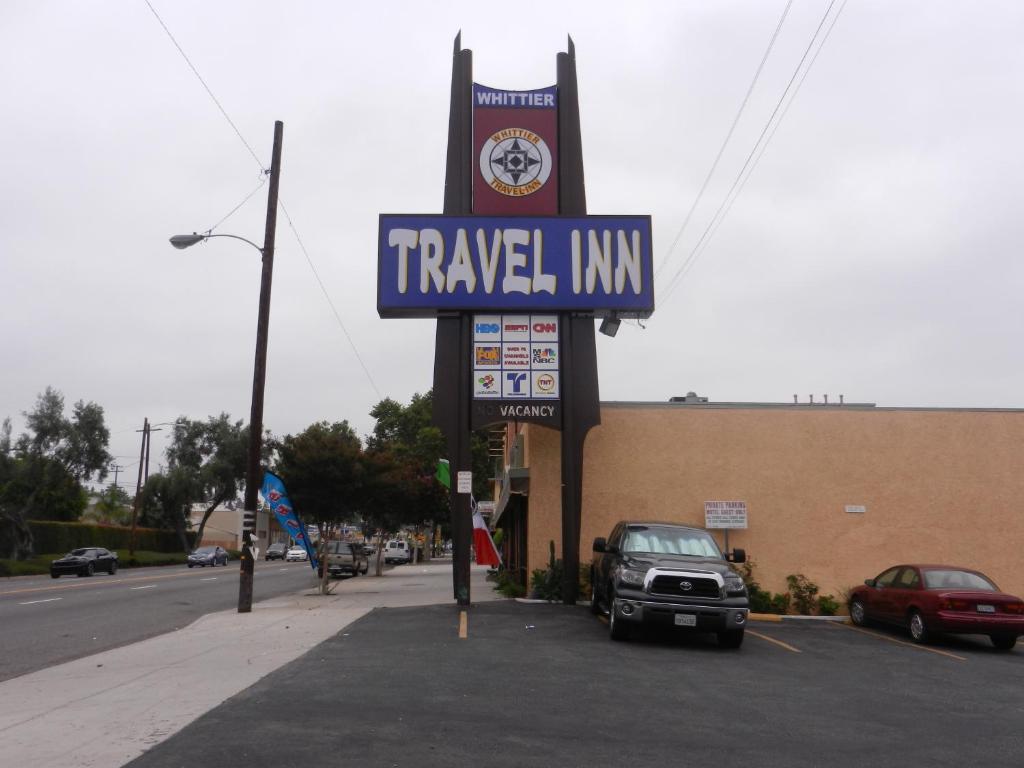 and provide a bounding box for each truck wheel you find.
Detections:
[718,629,744,649]
[609,592,629,641]
[589,569,602,615]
